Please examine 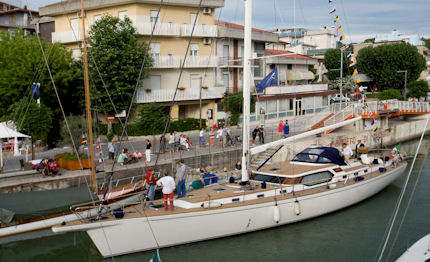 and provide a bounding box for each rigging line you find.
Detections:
[110,0,165,173]
[296,0,308,30]
[154,0,204,168]
[385,151,429,261]
[376,113,430,262]
[23,0,91,198]
[338,0,353,46]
